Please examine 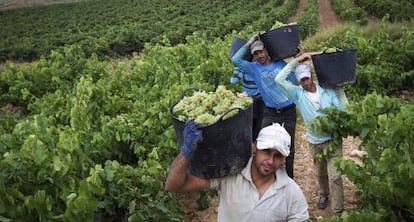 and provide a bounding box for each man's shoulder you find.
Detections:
[268,60,288,70]
[276,169,303,191]
[318,85,339,97]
